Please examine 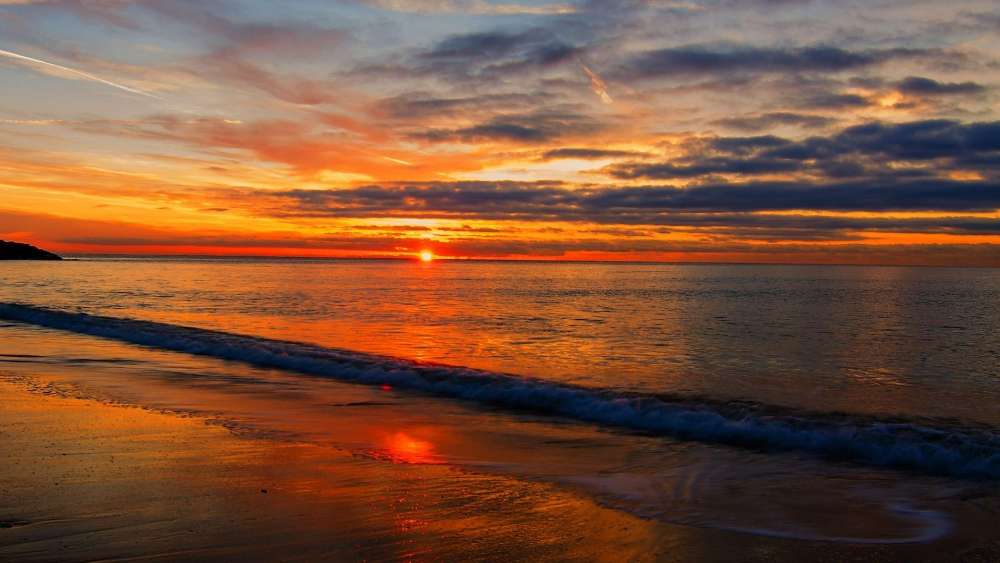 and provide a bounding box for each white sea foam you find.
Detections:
[2,302,998,479]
